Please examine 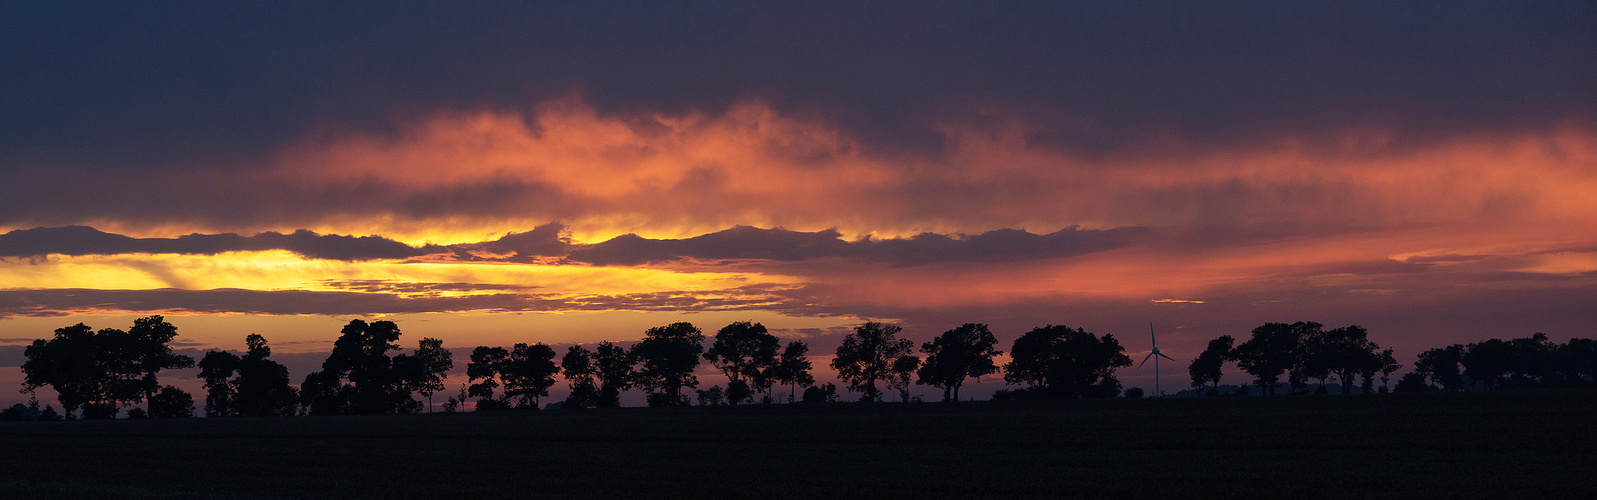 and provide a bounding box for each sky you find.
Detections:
[3,2,1596,405]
